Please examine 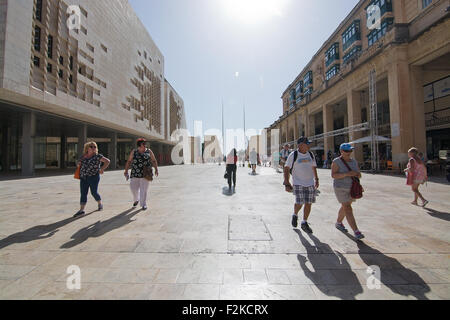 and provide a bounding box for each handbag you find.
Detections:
[74,165,80,180]
[224,170,229,179]
[340,157,363,199]
[143,165,153,181]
